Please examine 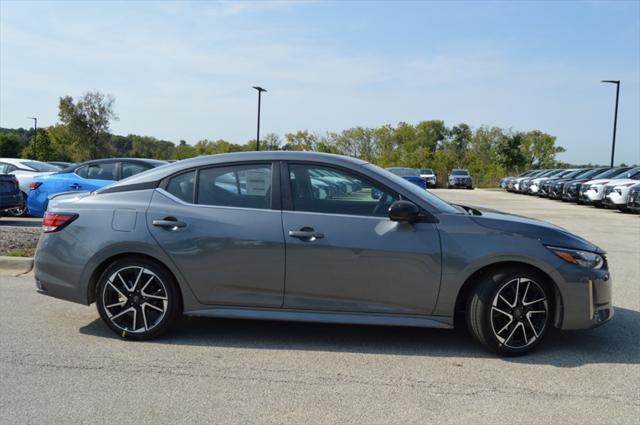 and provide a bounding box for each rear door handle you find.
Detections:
[288,227,324,241]
[153,217,187,230]
[69,183,81,190]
